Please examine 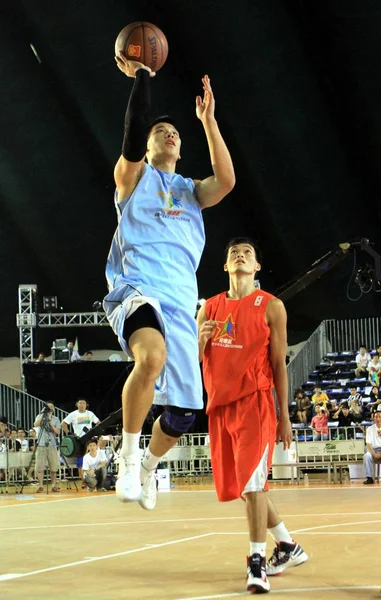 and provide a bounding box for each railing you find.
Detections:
[287,322,330,400]
[324,317,381,352]
[0,383,69,431]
